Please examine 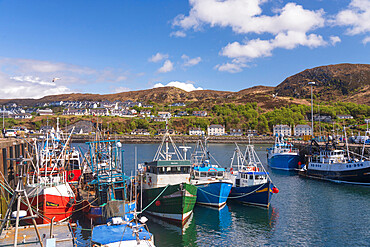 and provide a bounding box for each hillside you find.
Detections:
[275,63,370,104]
[0,63,369,108]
